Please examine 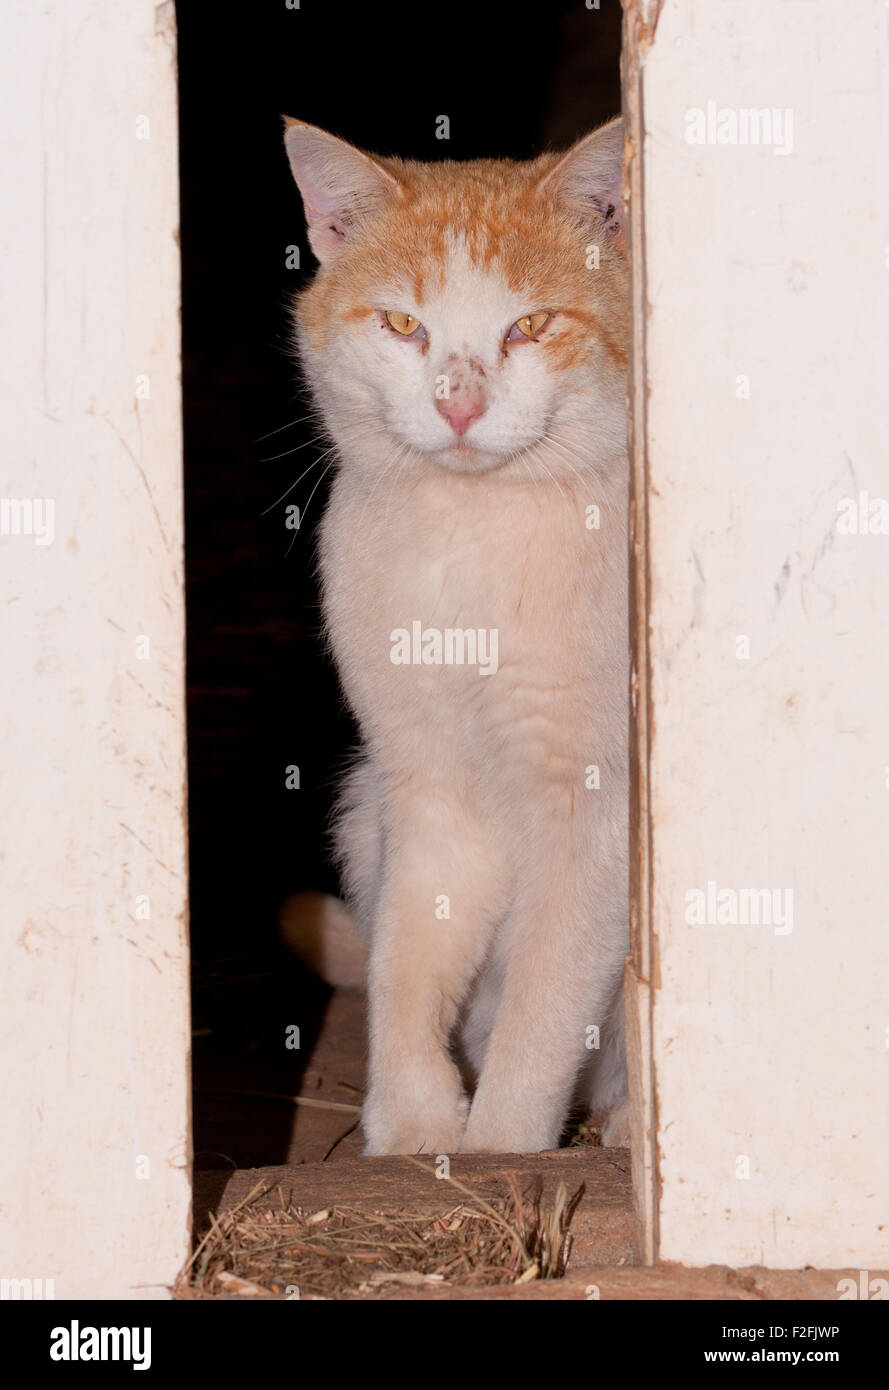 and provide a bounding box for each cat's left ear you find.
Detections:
[537,117,625,251]
[283,119,400,264]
